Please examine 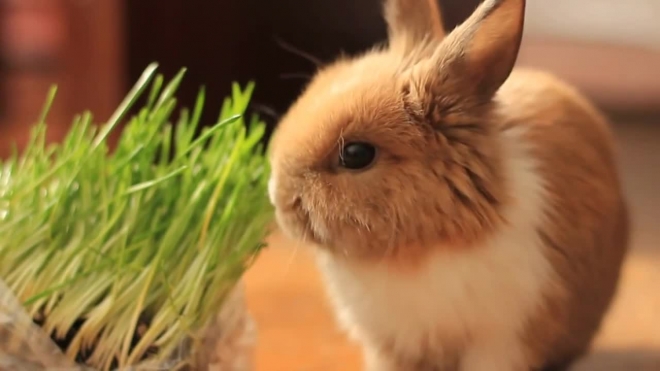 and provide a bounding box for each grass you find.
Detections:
[0,63,273,370]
